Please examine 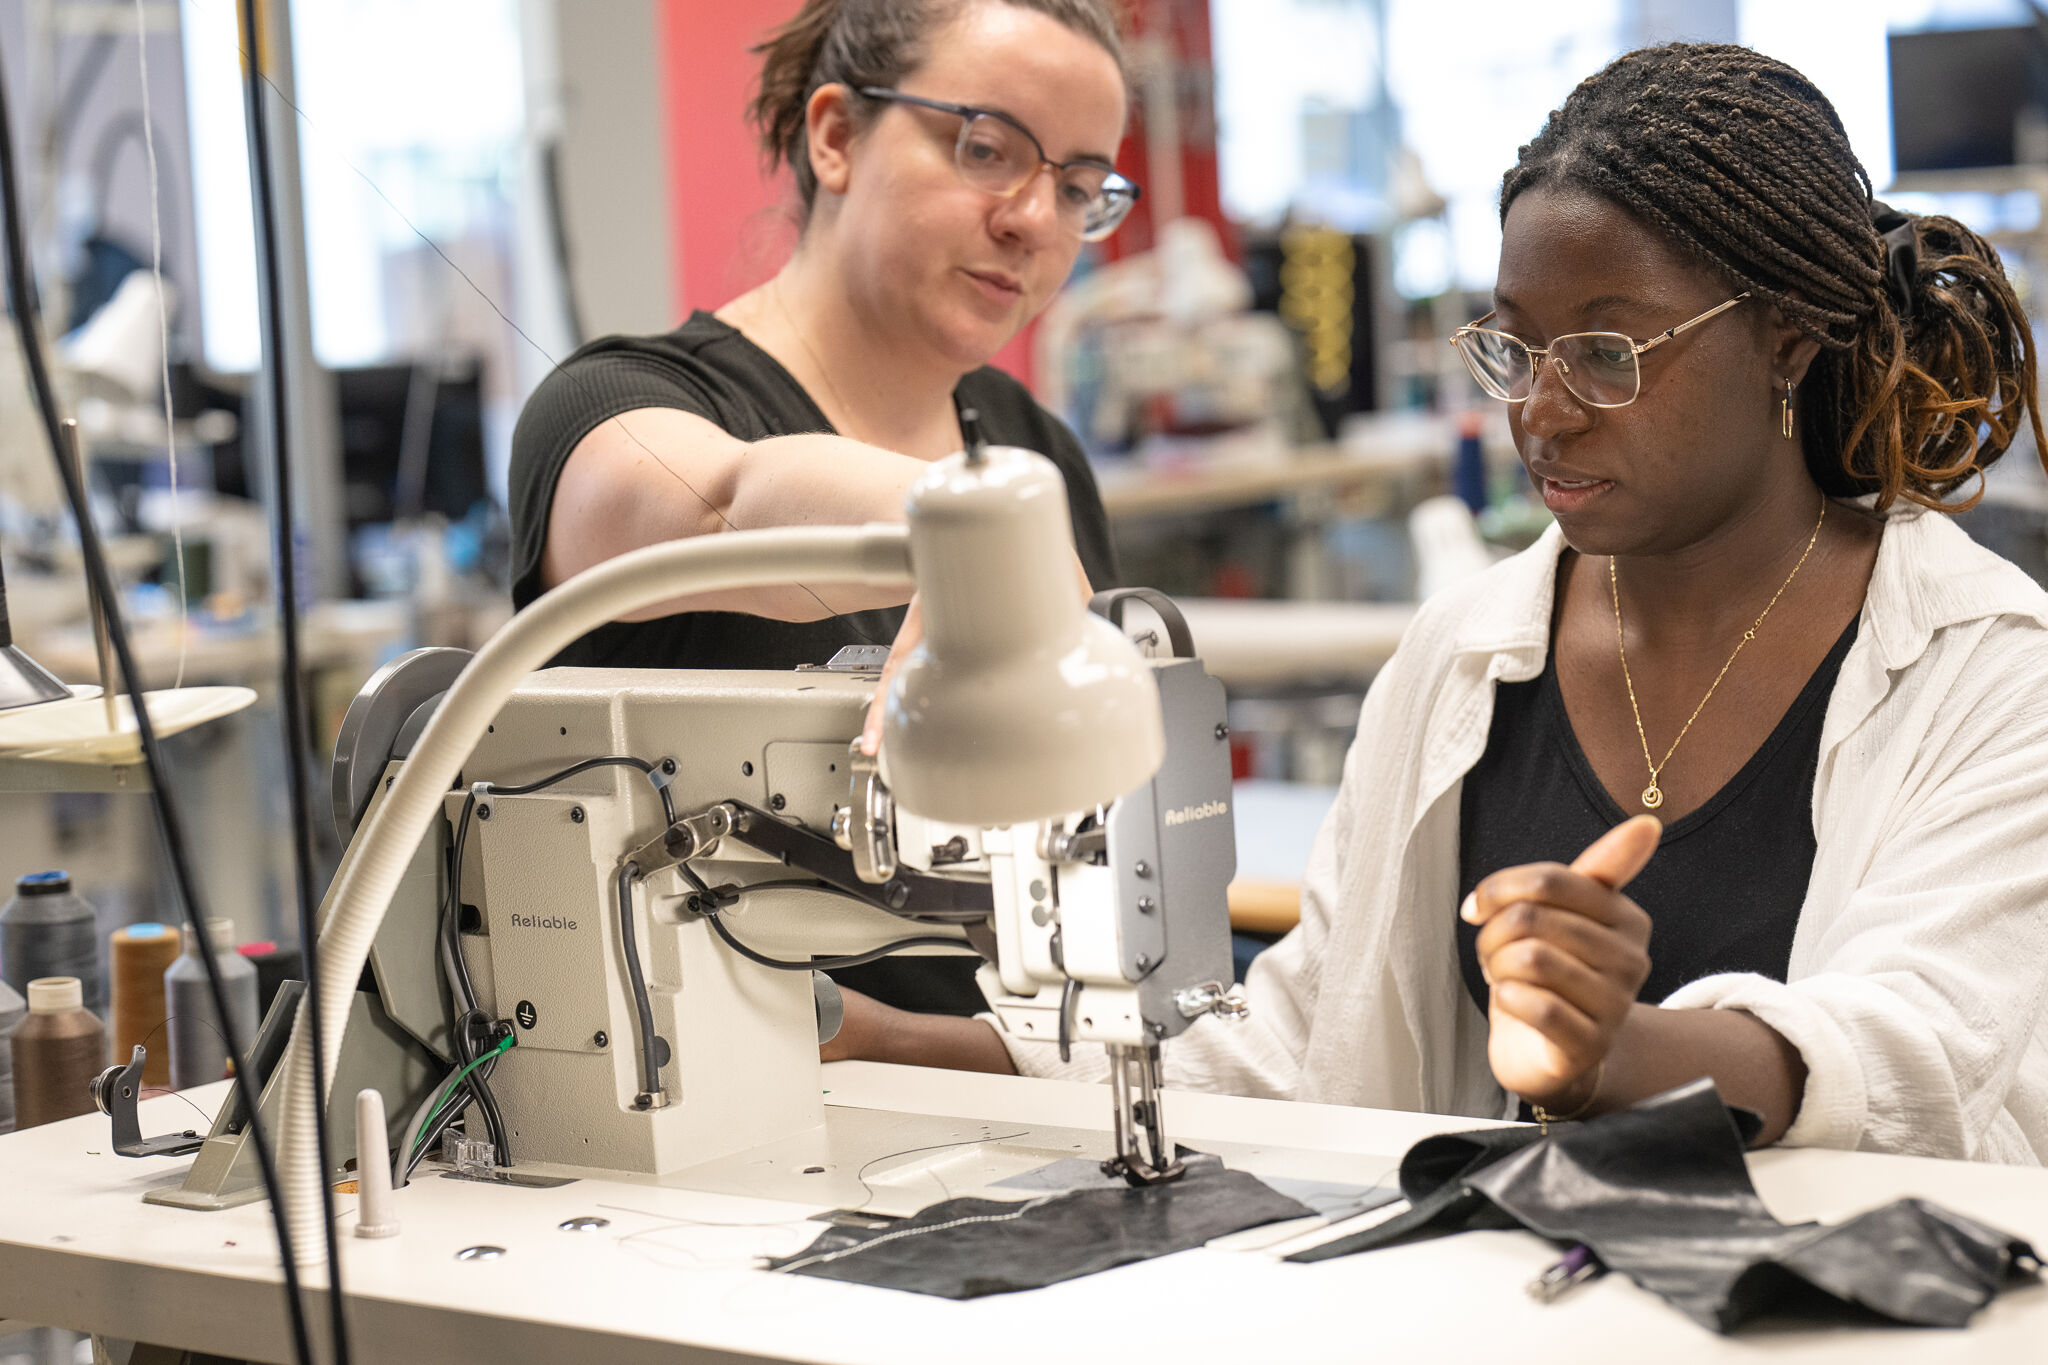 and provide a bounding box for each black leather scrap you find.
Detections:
[1287,1079,2039,1333]
[764,1153,1310,1298]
